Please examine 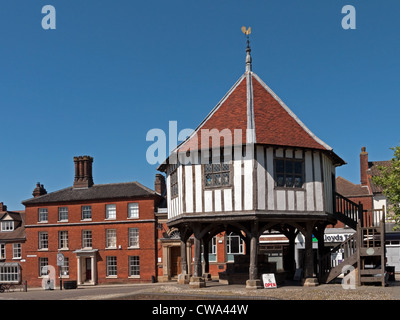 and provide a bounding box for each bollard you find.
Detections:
[23,280,27,292]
